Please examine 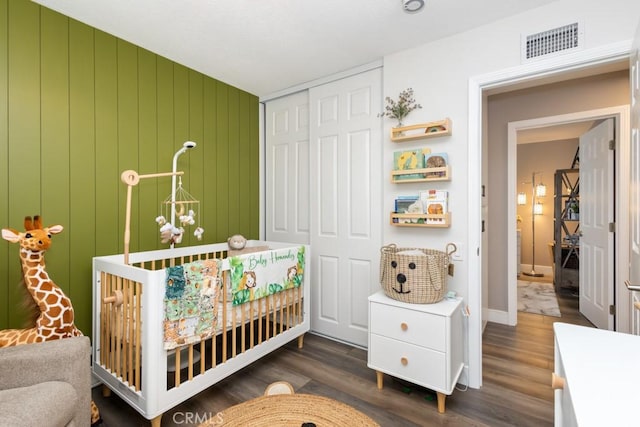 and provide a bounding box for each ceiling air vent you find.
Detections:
[522,22,582,62]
